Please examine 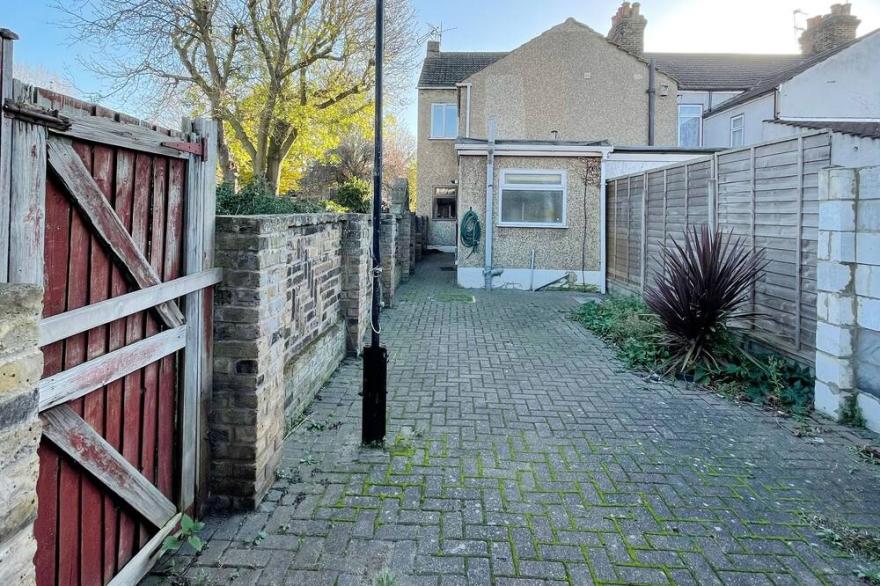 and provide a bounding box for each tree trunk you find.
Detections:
[216,120,238,189]
[266,153,283,195]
